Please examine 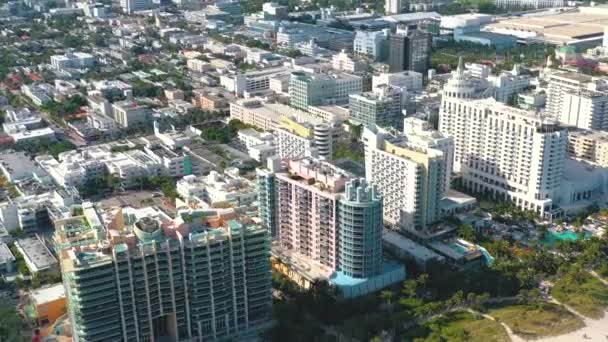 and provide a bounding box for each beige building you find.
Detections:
[192,93,228,110]
[568,129,608,167]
